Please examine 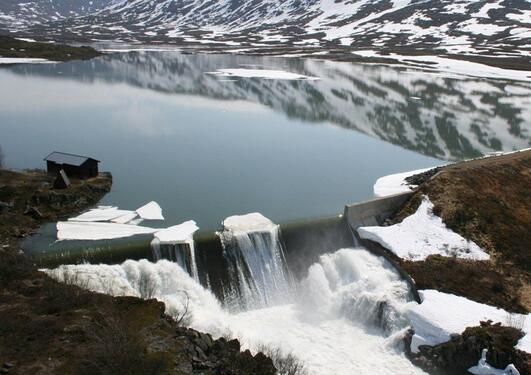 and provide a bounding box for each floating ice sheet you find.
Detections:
[154,220,199,244]
[358,196,490,261]
[136,201,164,220]
[206,68,319,80]
[68,208,135,222]
[57,221,157,241]
[0,57,54,64]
